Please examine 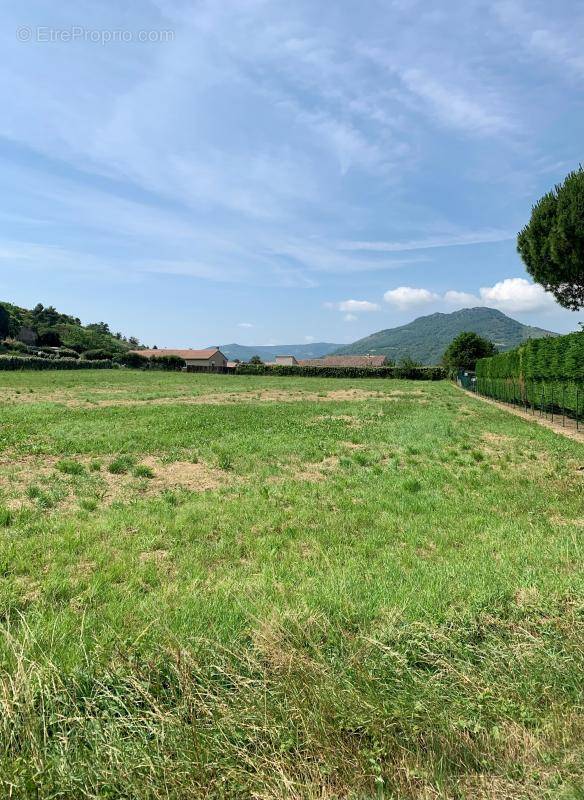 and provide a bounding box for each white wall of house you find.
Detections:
[186,351,227,368]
